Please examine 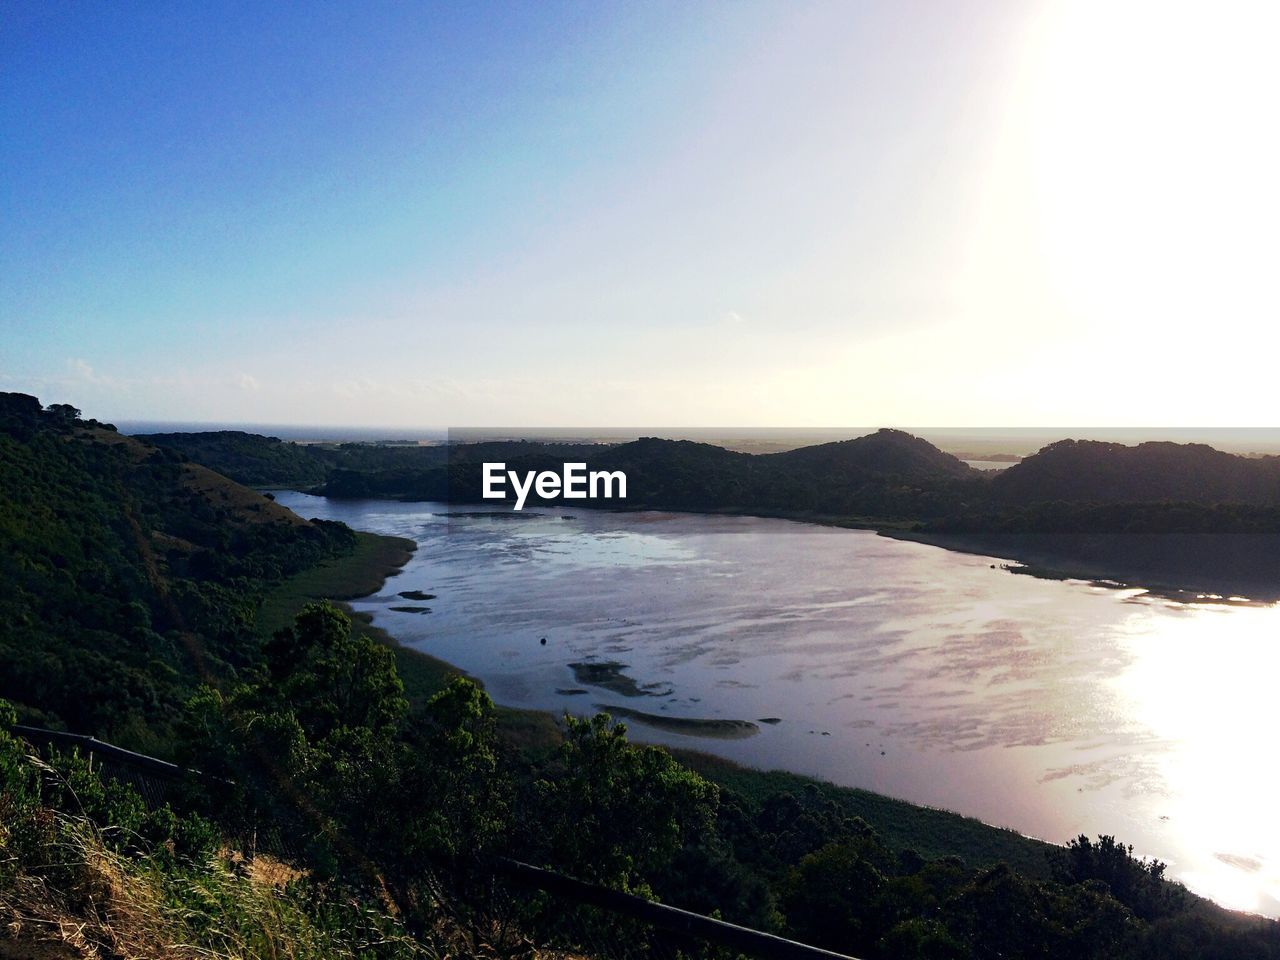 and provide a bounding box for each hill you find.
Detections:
[141,428,981,518]
[0,393,359,752]
[769,428,975,479]
[992,439,1280,505]
[137,429,333,486]
[7,397,1280,958]
[305,430,983,520]
[137,426,1280,595]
